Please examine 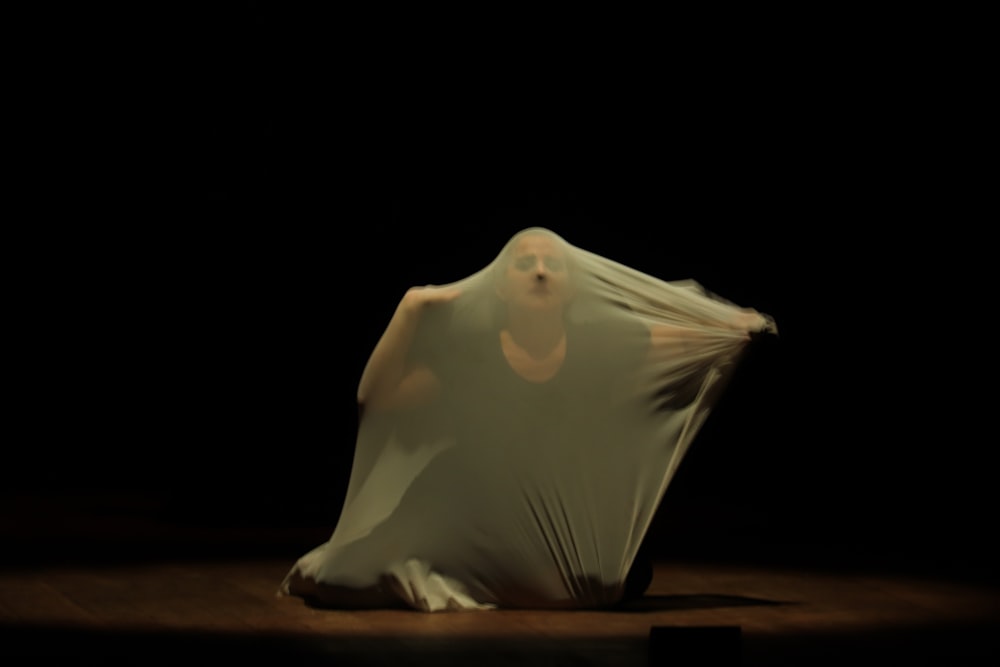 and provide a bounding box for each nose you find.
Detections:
[534,260,548,280]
